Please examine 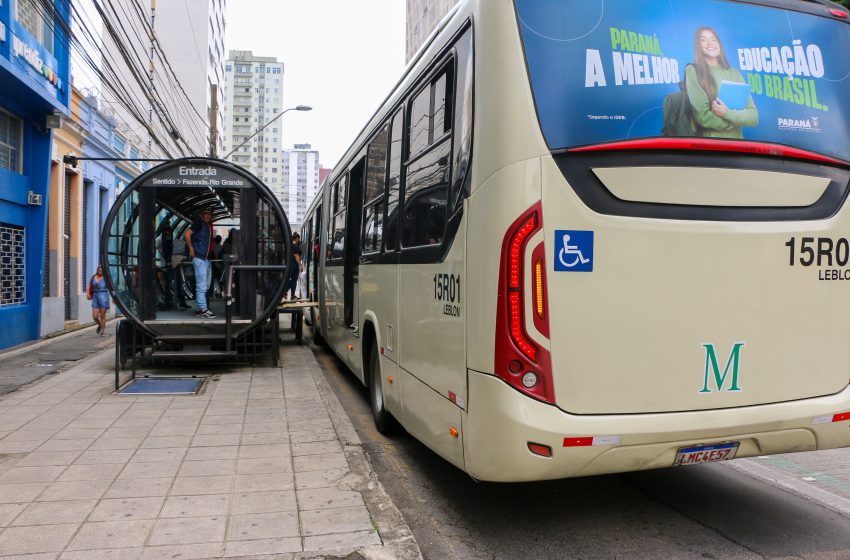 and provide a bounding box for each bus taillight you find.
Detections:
[495,203,555,404]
